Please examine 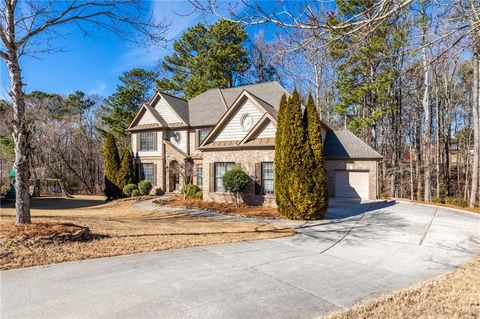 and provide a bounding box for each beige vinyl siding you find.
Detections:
[131,133,137,152]
[154,97,182,124]
[189,130,197,153]
[133,131,163,156]
[257,122,276,139]
[216,99,264,141]
[138,109,158,125]
[166,130,188,154]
